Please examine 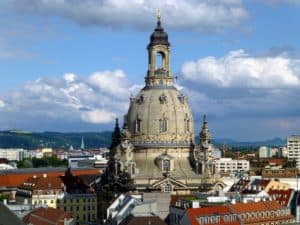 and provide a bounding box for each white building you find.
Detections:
[0,149,28,161]
[287,135,300,168]
[215,158,249,174]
